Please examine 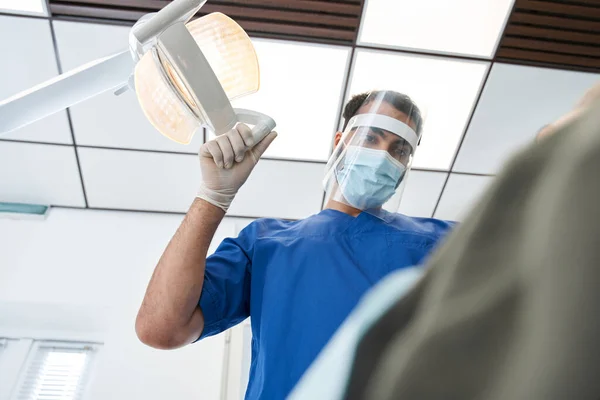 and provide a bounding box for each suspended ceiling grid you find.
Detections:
[0,0,599,221]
